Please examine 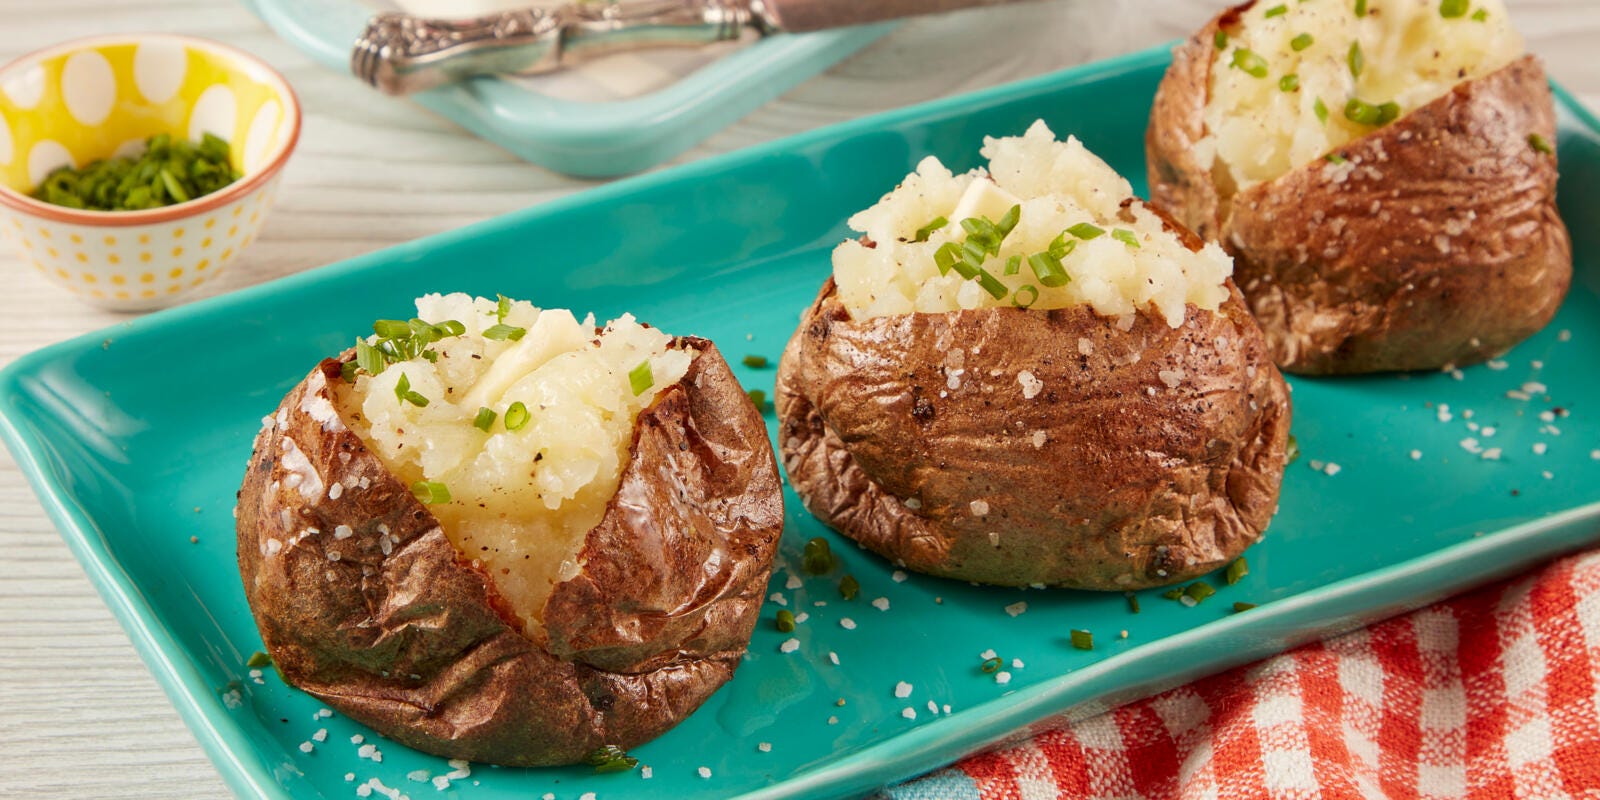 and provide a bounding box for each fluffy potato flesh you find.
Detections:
[835,121,1232,328]
[337,293,692,639]
[1205,0,1522,189]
